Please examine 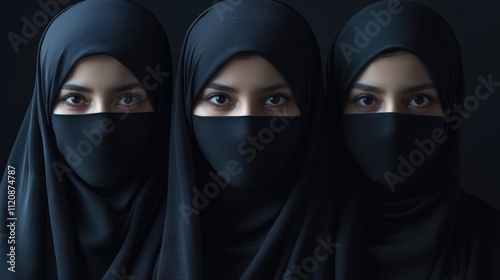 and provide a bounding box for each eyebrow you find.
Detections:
[352,82,436,94]
[205,82,290,93]
[60,84,92,93]
[352,83,383,93]
[205,82,237,93]
[60,83,144,94]
[402,83,436,93]
[259,82,289,93]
